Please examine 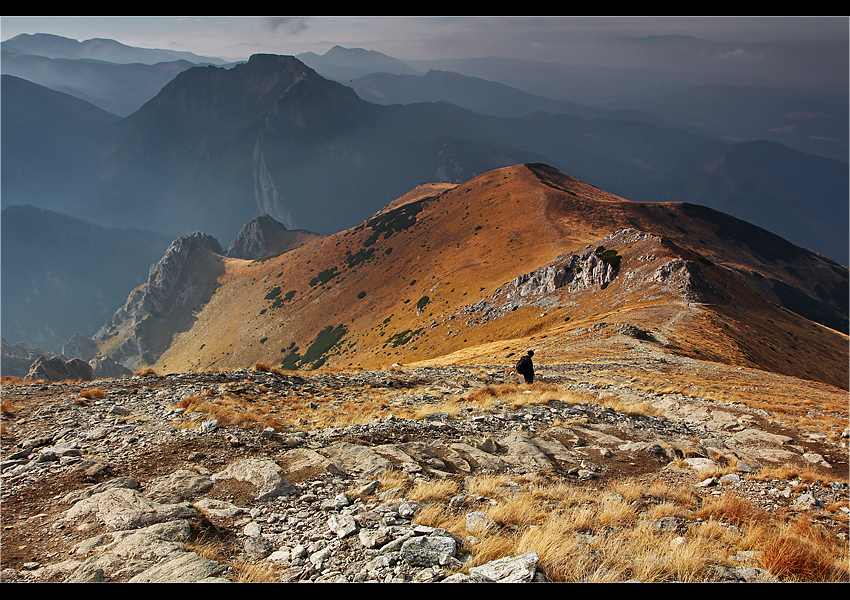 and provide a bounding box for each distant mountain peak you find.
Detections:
[2,32,225,64]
